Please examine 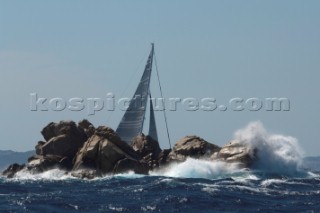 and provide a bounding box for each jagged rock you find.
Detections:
[35,141,45,155]
[113,158,149,174]
[141,153,160,170]
[41,122,56,142]
[217,140,256,167]
[98,139,128,173]
[167,135,221,162]
[132,134,161,159]
[78,119,95,138]
[157,149,171,166]
[40,121,88,158]
[95,126,121,142]
[73,126,139,175]
[27,155,73,173]
[2,119,260,179]
[71,169,97,179]
[94,126,140,160]
[73,135,100,170]
[42,135,72,157]
[2,163,24,178]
